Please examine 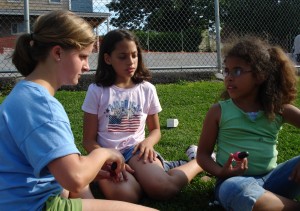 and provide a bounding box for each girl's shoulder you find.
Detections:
[86,83,108,100]
[281,104,300,126]
[136,81,156,91]
[87,83,107,92]
[88,83,102,89]
[218,98,232,105]
[139,80,154,87]
[209,102,222,112]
